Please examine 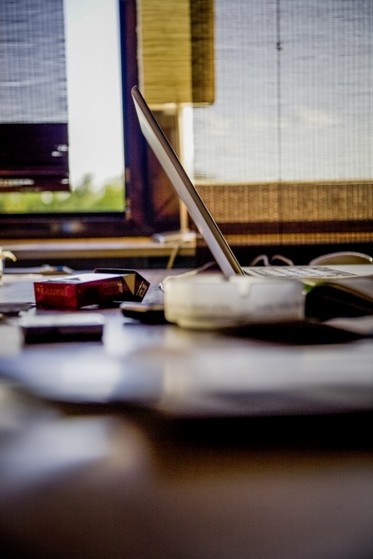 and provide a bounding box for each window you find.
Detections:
[191,0,373,246]
[0,0,157,238]
[2,0,372,250]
